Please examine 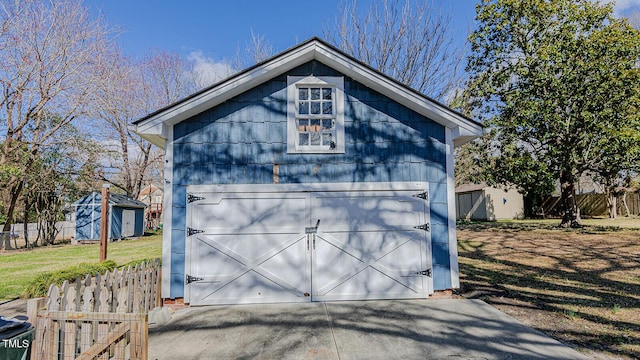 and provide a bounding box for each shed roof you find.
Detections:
[131,37,483,148]
[74,192,147,208]
[455,183,488,194]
